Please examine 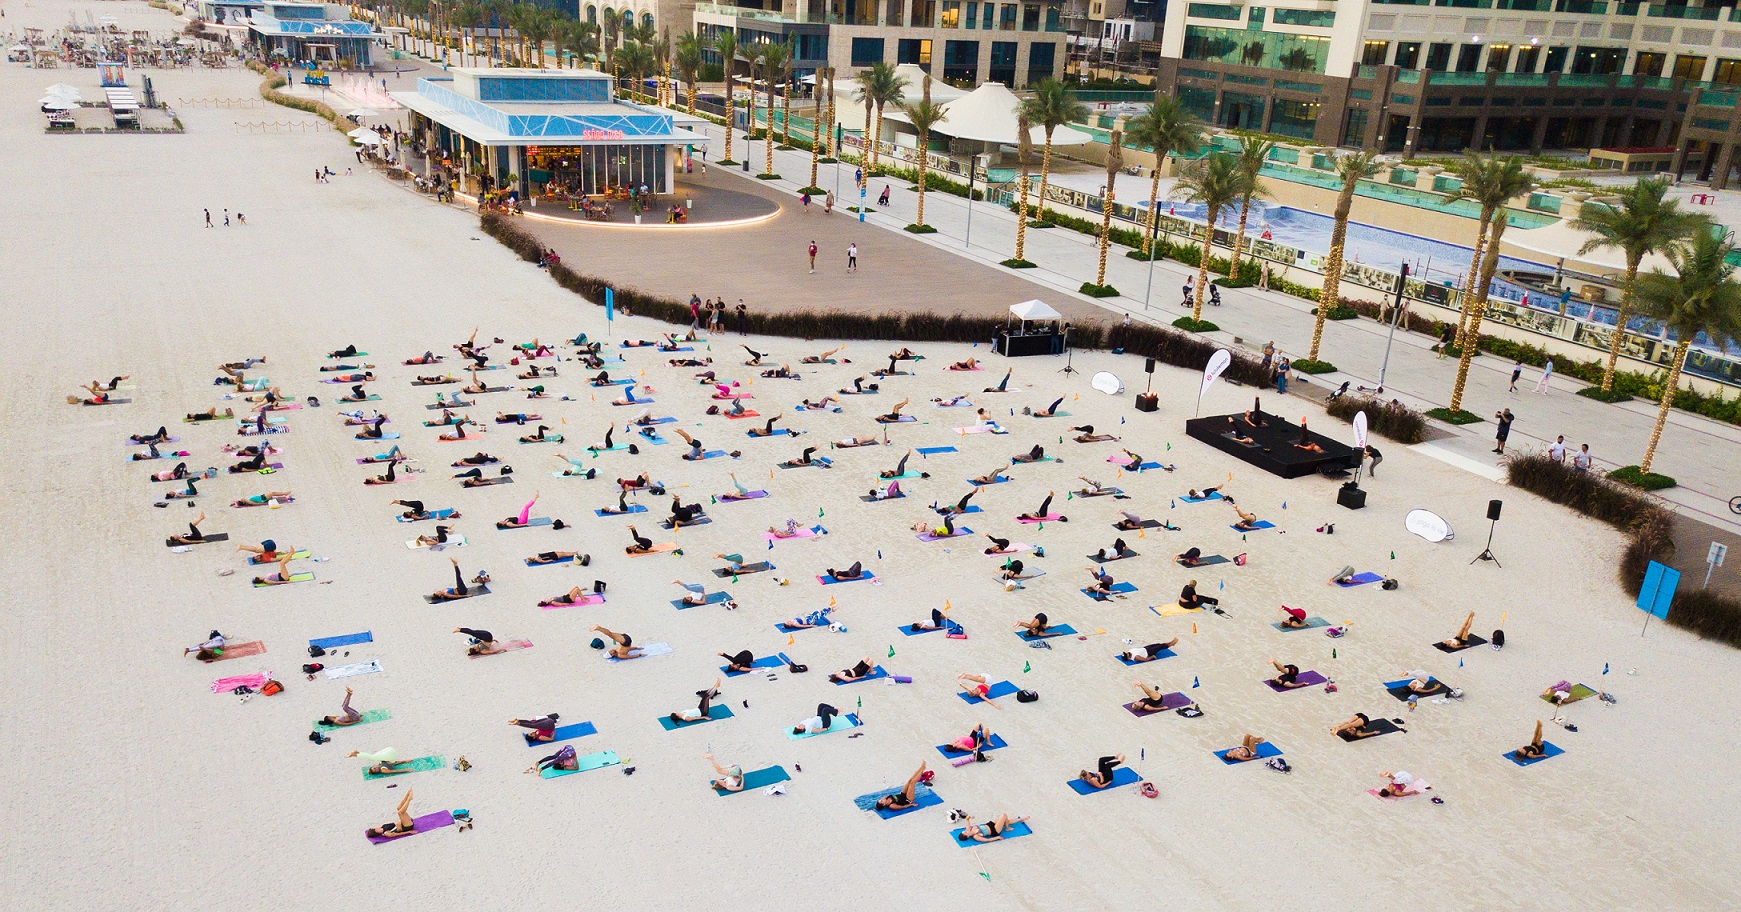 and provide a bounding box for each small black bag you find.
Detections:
[787,661,808,673]
[307,645,326,658]
[302,663,324,674]
[1016,690,1039,703]
[1381,578,1399,590]
[1492,628,1505,649]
